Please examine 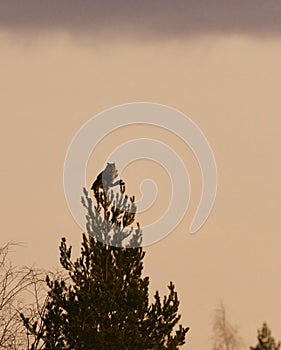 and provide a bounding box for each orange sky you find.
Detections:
[0,29,281,349]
